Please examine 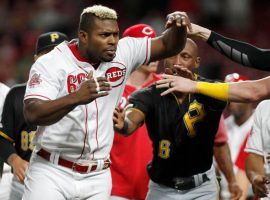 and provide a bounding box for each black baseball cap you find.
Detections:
[35,32,68,54]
